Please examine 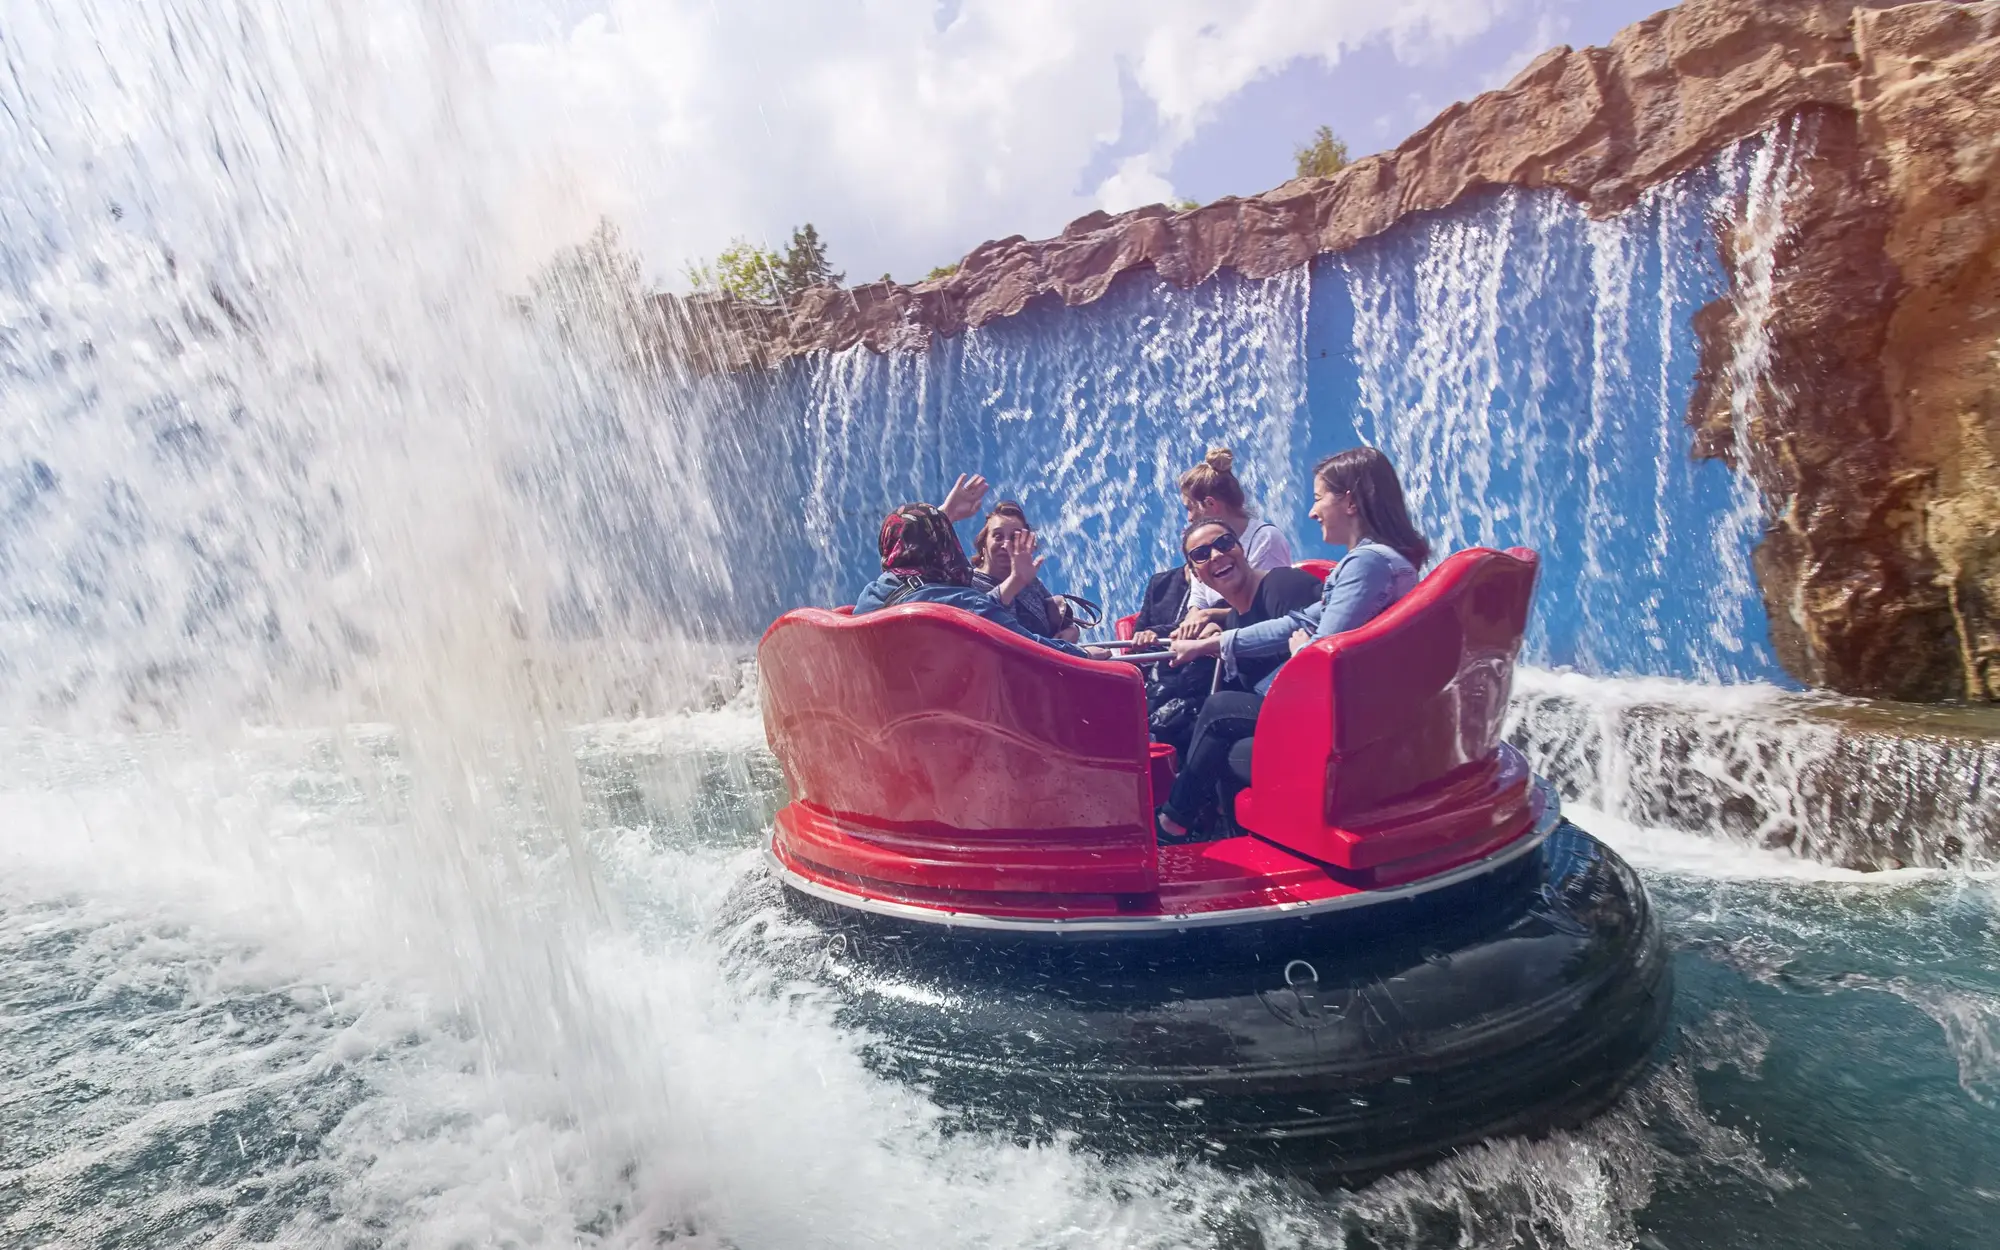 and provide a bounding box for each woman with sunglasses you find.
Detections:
[1170,447,1295,640]
[1157,447,1429,840]
[1178,520,1322,691]
[1145,518,1321,758]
